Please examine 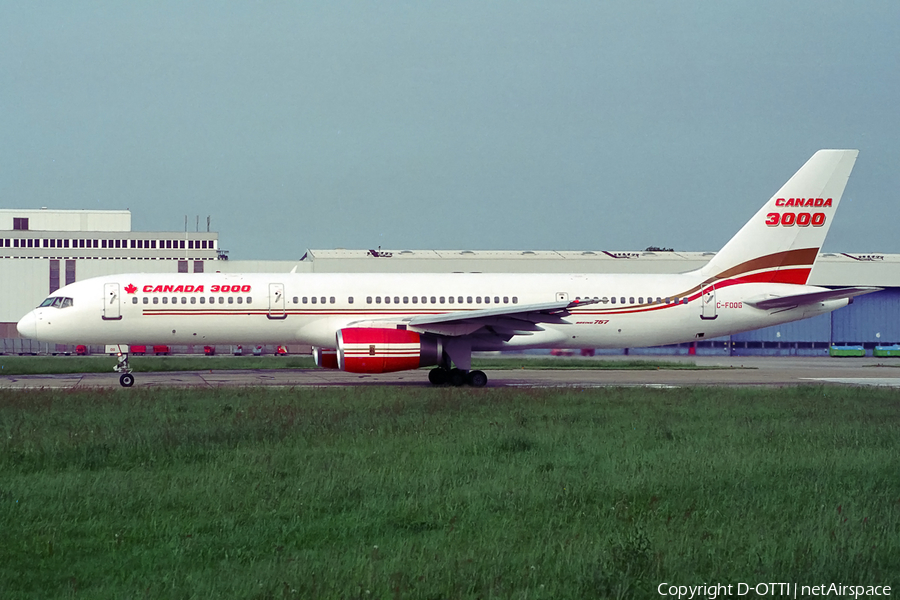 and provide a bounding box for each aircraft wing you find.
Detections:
[744,287,882,310]
[348,299,598,338]
[410,298,599,337]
